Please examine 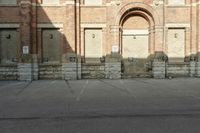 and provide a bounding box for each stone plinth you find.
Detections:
[105,62,121,79]
[196,62,200,77]
[189,61,196,77]
[18,63,33,81]
[153,61,166,79]
[62,63,81,80]
[105,53,121,79]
